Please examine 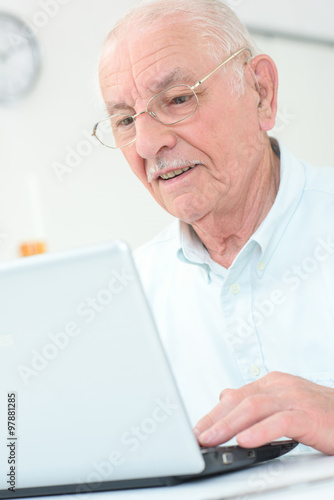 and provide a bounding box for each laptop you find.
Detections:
[0,241,298,498]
